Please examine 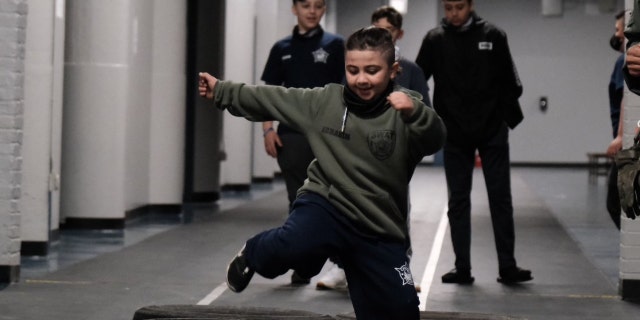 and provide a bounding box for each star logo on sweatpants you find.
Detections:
[395,262,414,286]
